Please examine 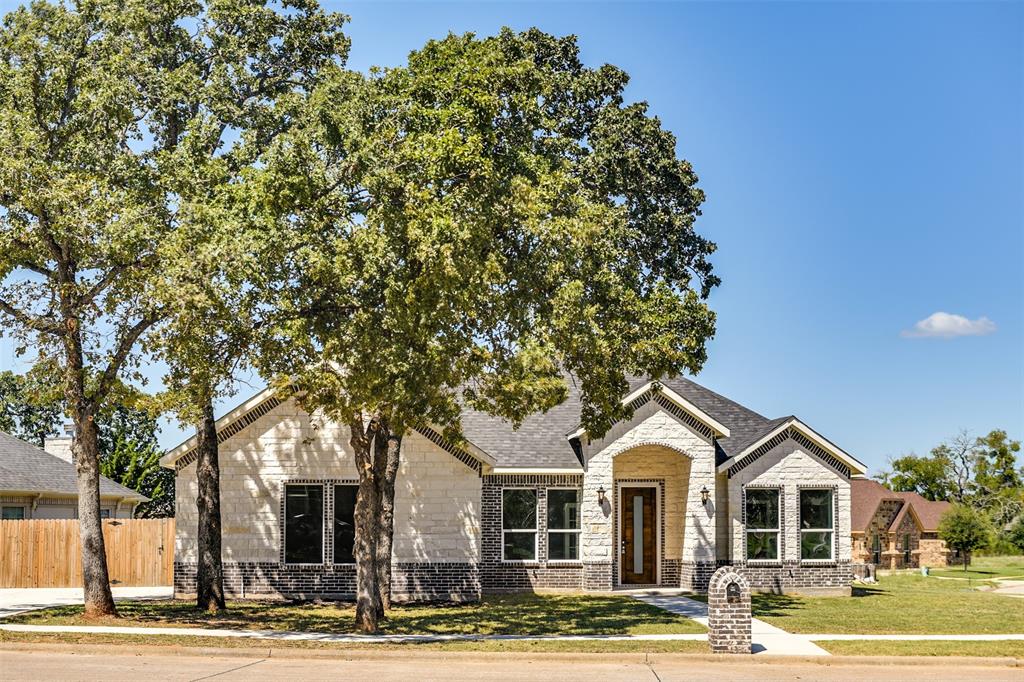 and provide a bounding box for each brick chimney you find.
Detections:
[44,423,74,463]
